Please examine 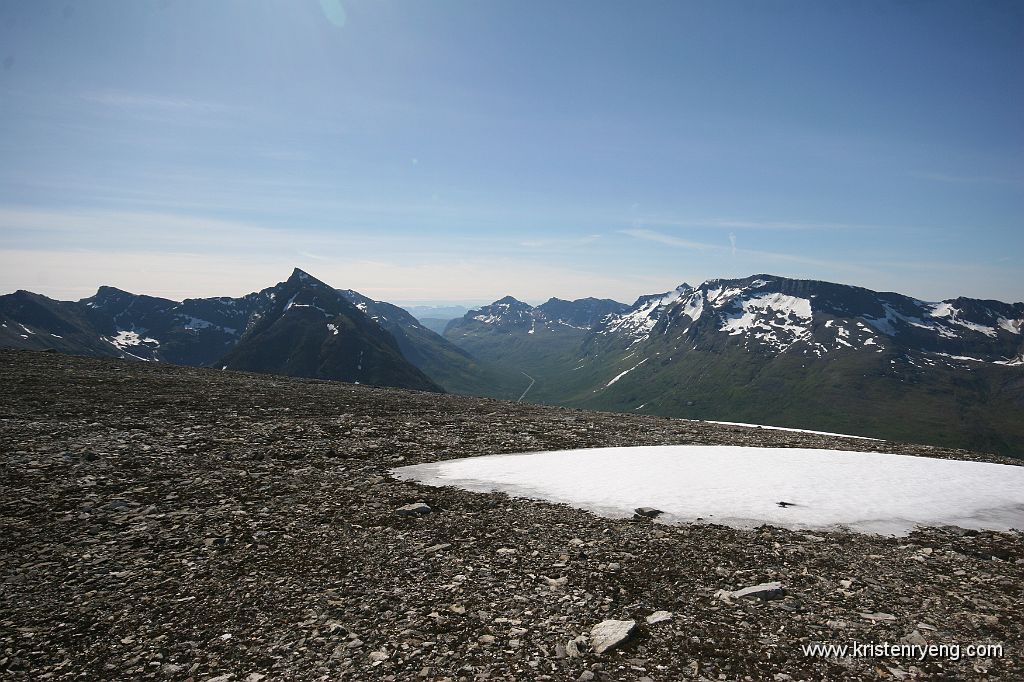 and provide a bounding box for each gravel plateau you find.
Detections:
[1,349,1021,681]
